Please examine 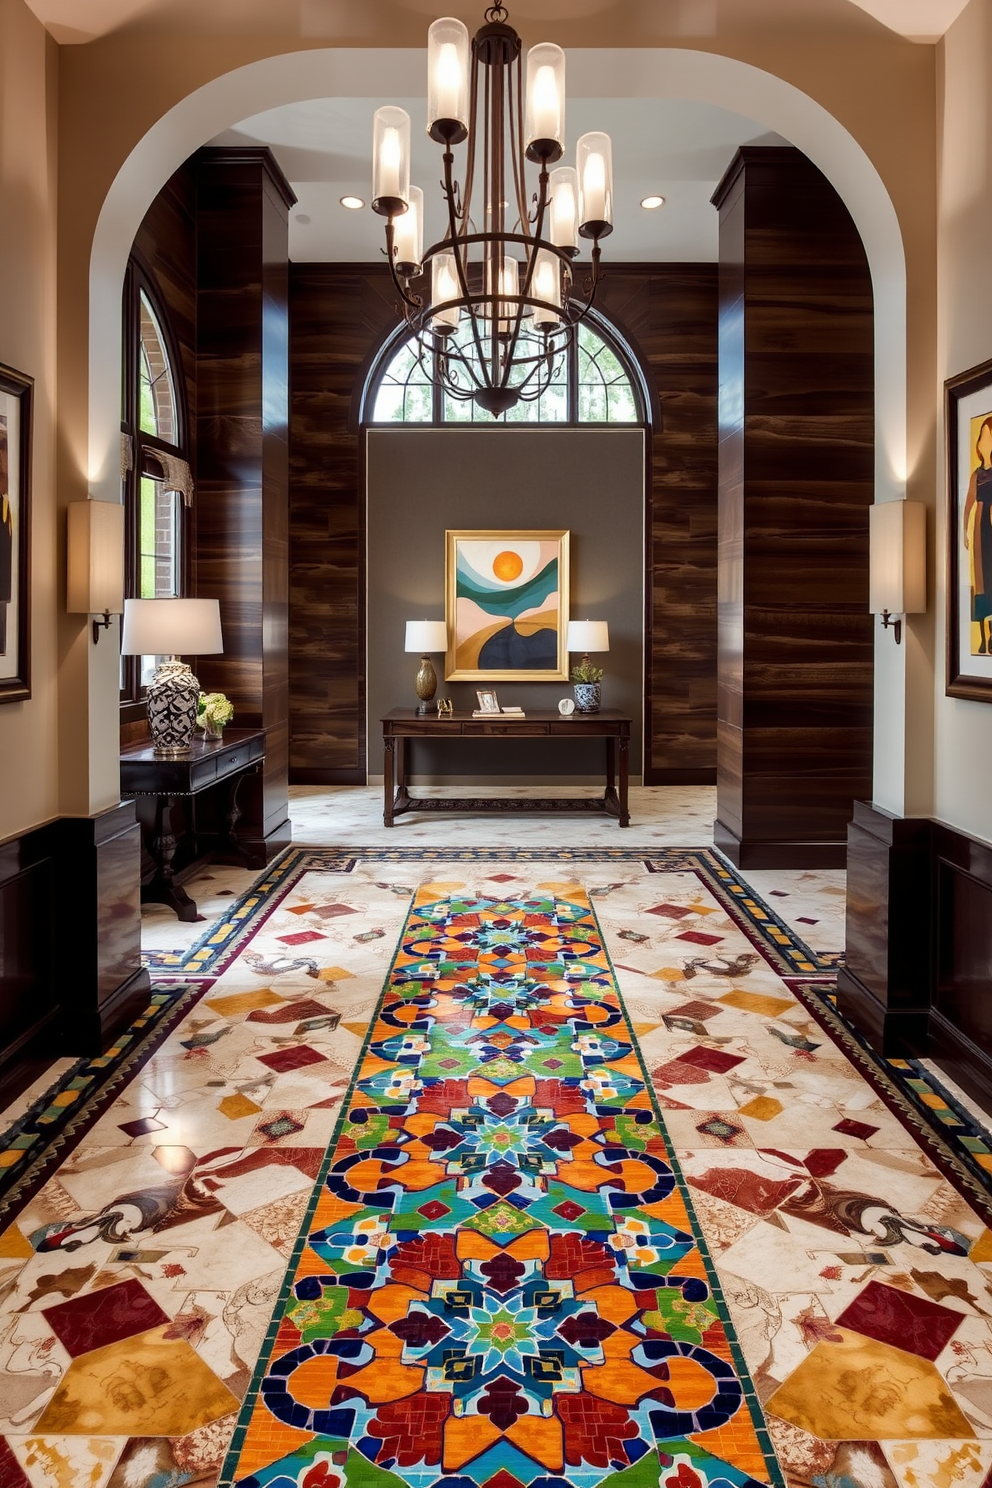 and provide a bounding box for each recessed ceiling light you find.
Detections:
[640,195,665,210]
[340,195,365,210]
[295,213,312,225]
